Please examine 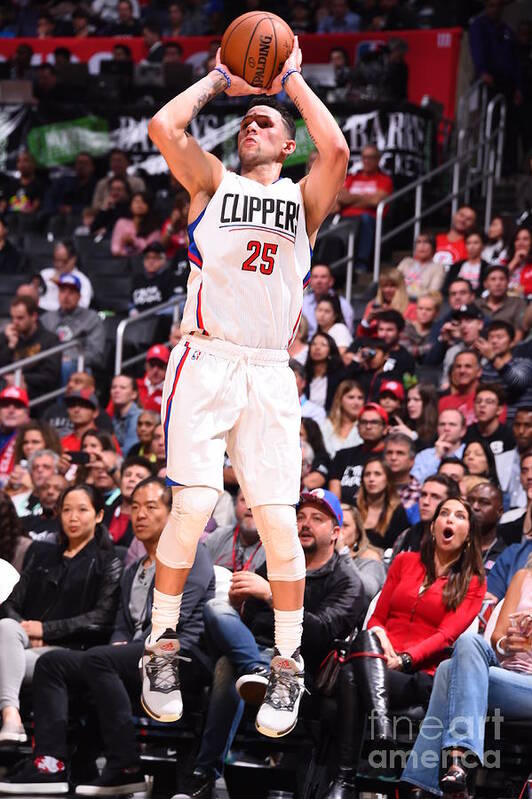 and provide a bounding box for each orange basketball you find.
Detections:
[220,12,294,90]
